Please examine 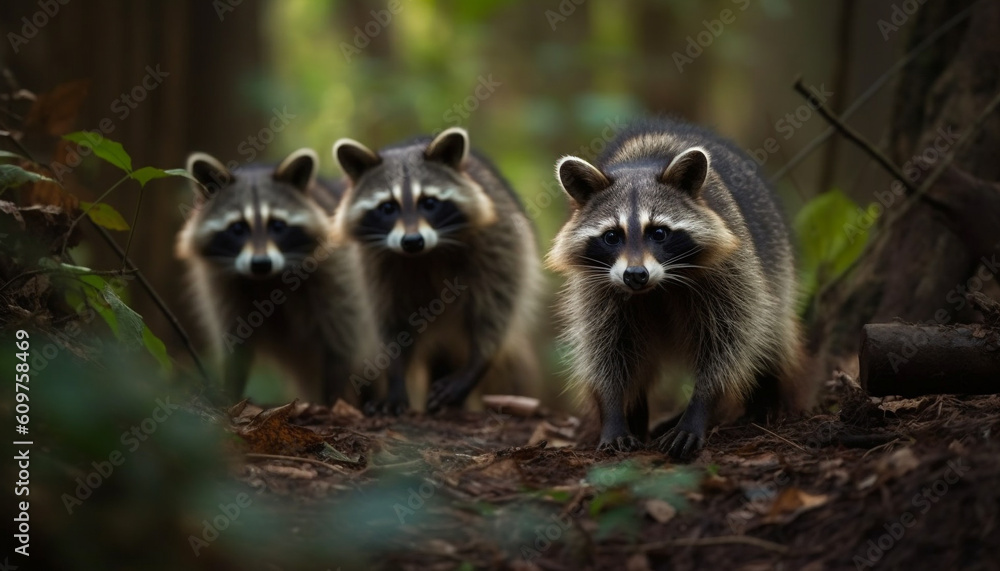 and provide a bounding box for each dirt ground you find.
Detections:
[228,374,1000,571]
